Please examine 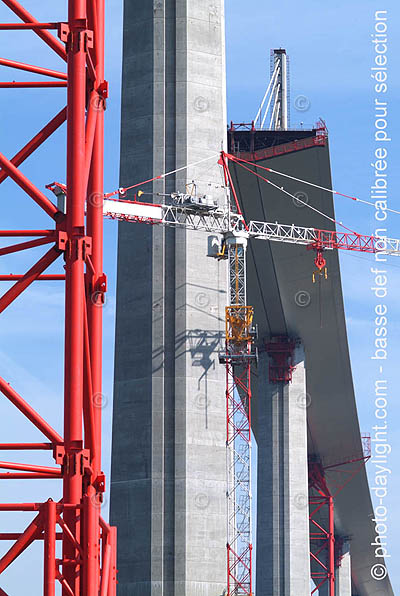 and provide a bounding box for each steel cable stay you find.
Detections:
[228,153,399,216]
